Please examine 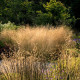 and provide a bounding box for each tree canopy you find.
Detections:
[0,0,80,31]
